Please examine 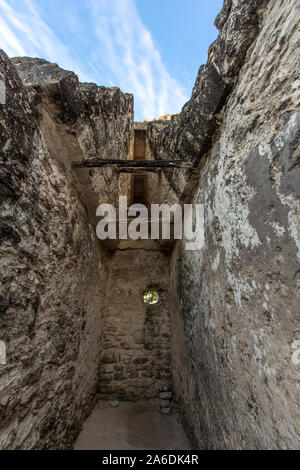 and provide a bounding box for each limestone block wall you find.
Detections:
[0,0,299,452]
[0,52,133,449]
[169,0,300,450]
[98,241,171,400]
